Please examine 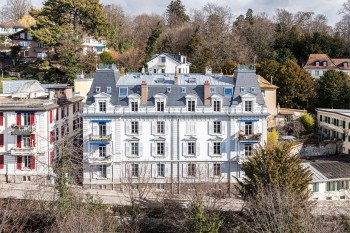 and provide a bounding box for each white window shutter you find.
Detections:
[139,122,142,135]
[165,143,169,157]
[209,163,214,178]
[106,123,111,135]
[208,142,213,156]
[182,164,187,177]
[183,143,187,156]
[93,123,98,136]
[239,122,244,131]
[165,121,169,135]
[151,164,156,177]
[139,143,143,157]
[152,121,156,135]
[125,121,130,135]
[125,143,130,157]
[253,122,258,133]
[221,141,225,154]
[196,142,200,157]
[222,122,226,135]
[107,144,112,155]
[209,121,213,135]
[165,164,169,177]
[152,143,156,156]
[192,123,196,135]
[107,165,111,178]
[91,167,95,179]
